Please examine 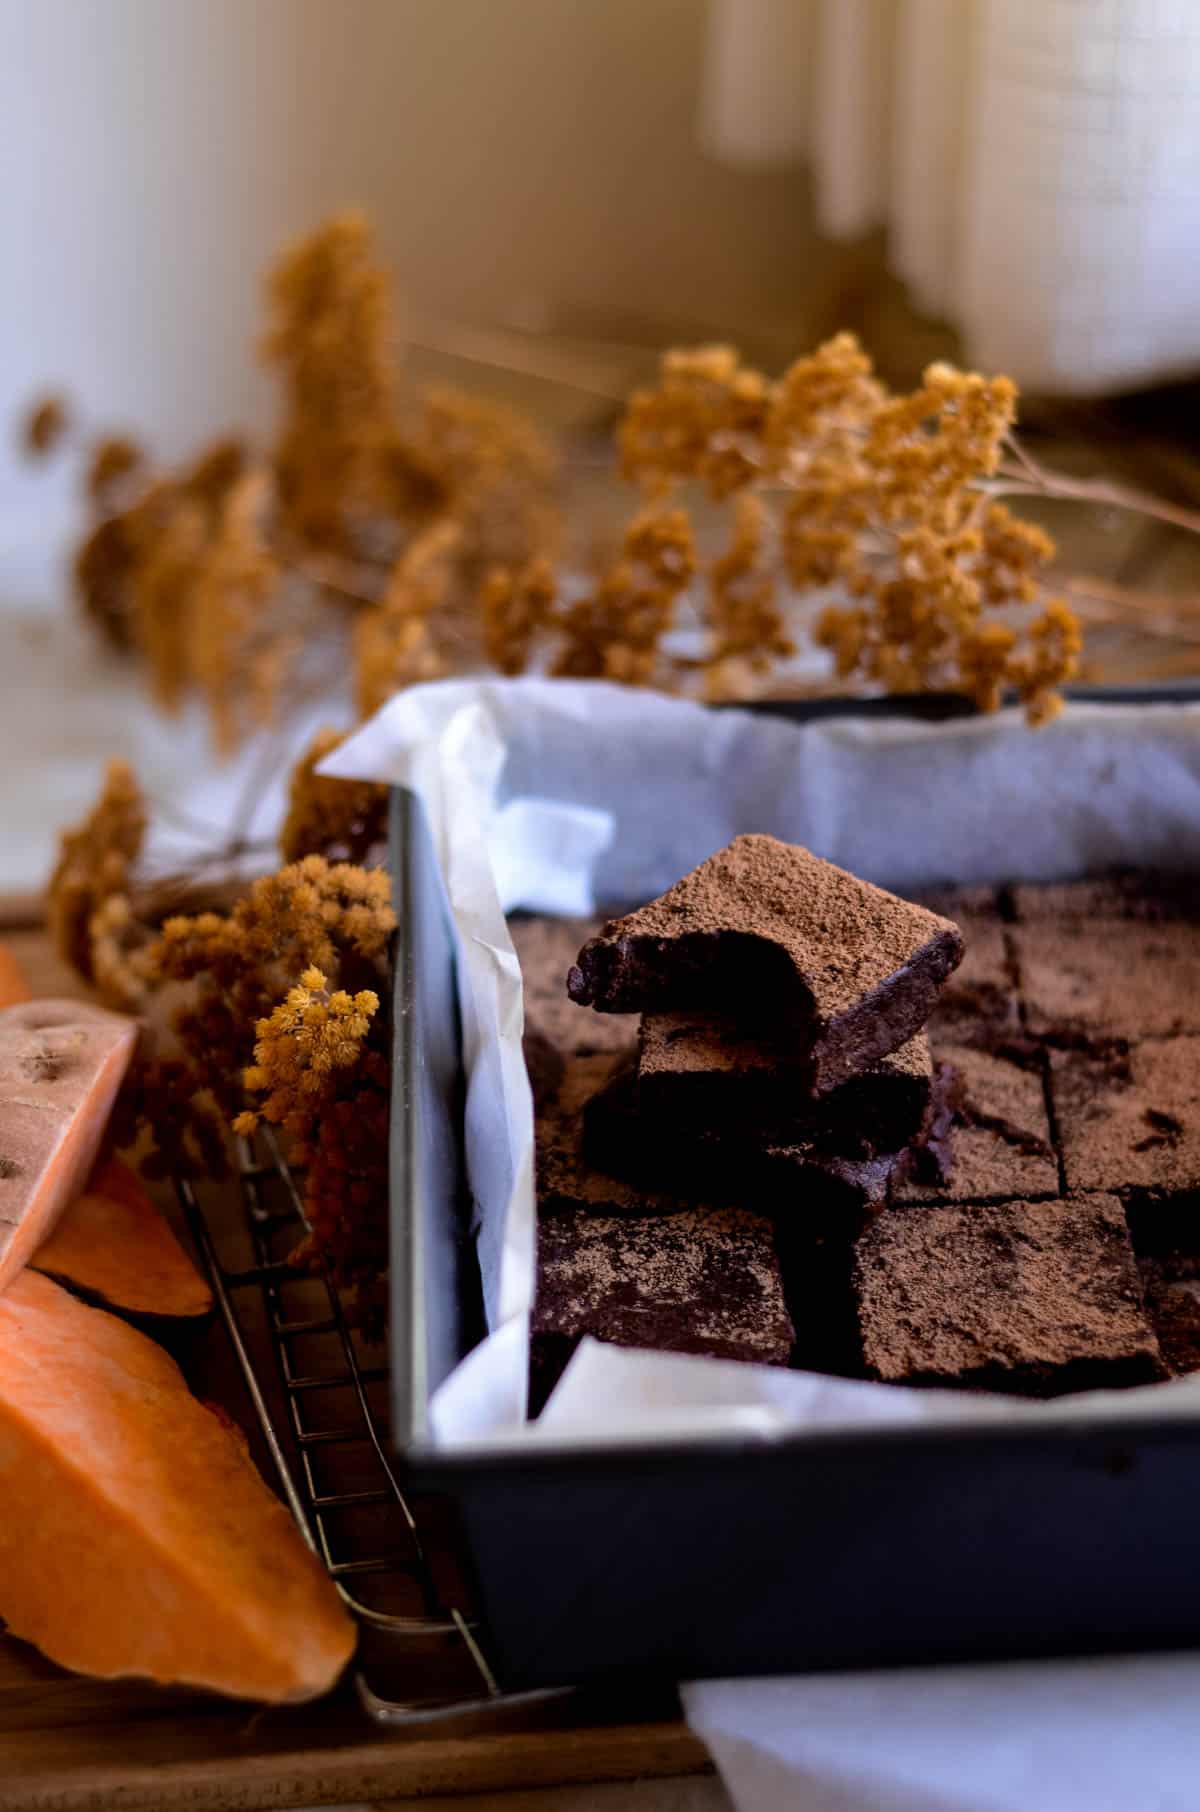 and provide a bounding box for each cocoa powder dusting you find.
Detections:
[573,835,962,1023]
